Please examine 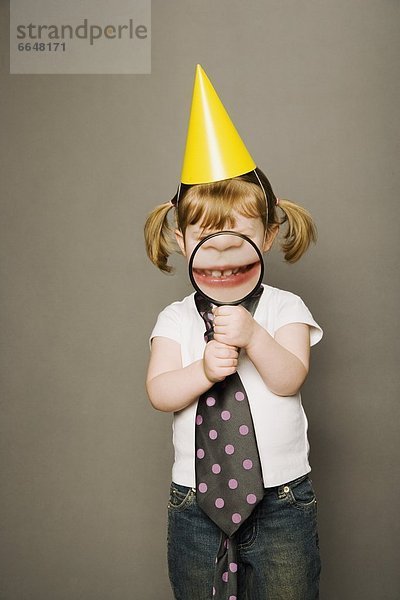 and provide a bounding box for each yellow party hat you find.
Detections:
[180,64,256,185]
